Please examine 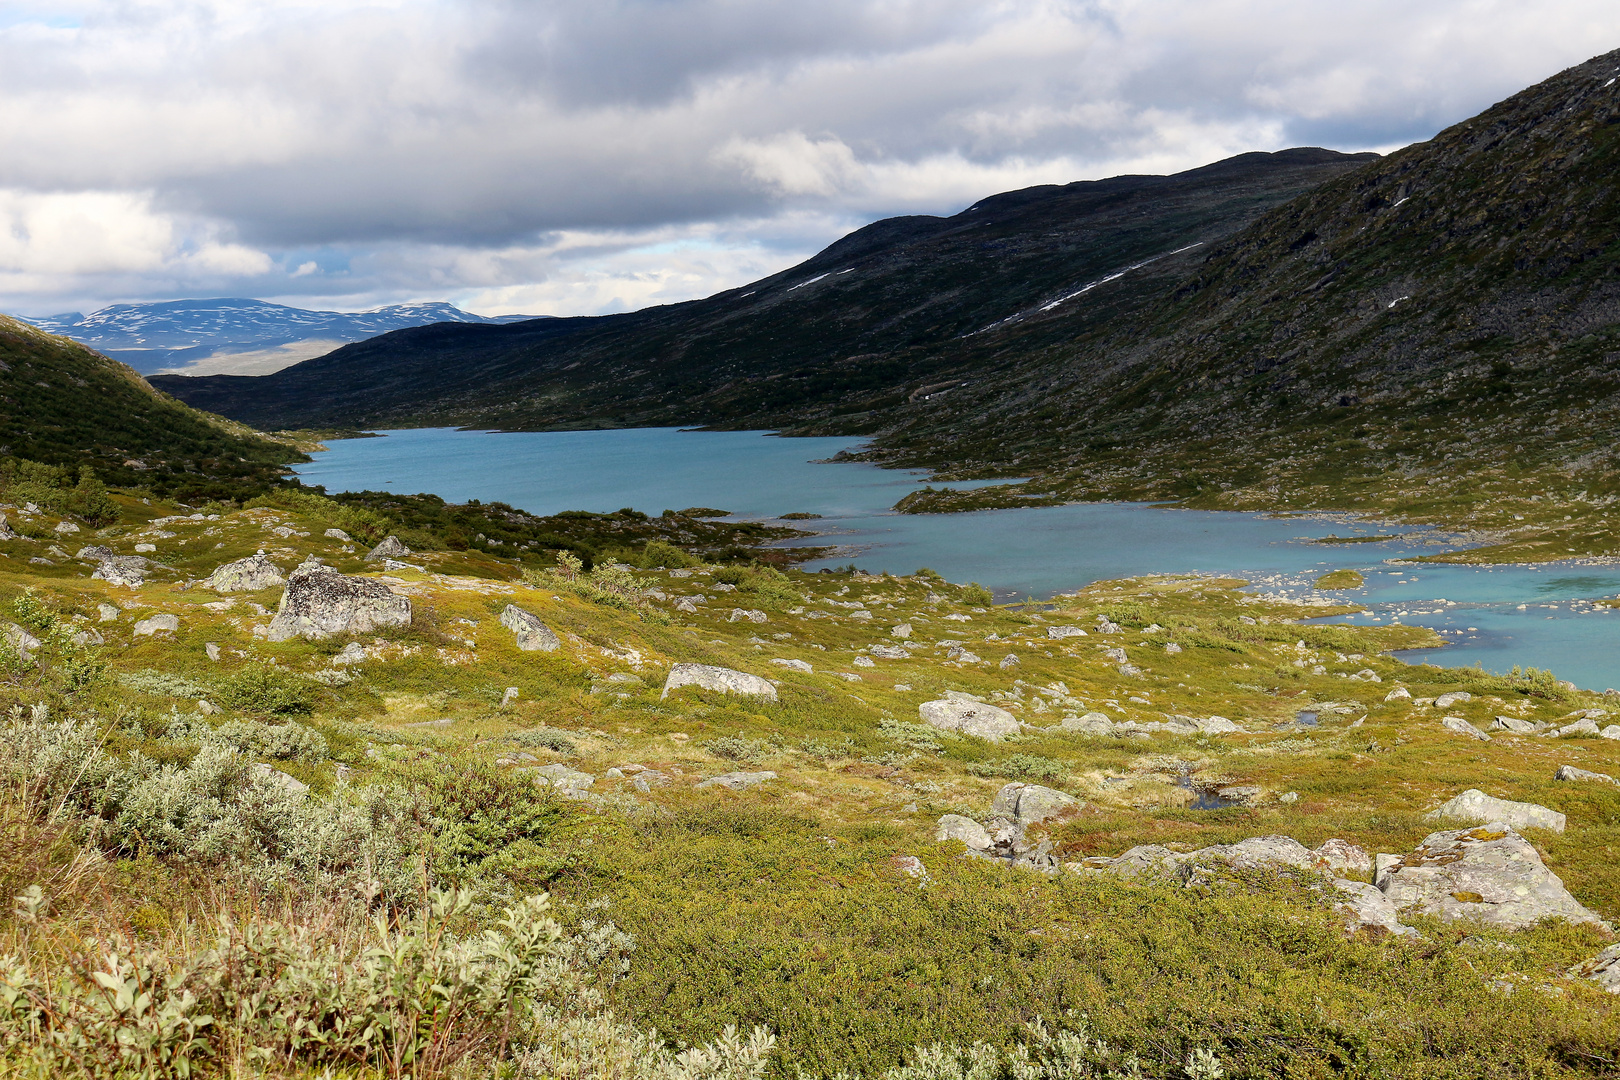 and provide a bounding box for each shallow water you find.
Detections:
[295,427,1620,688]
